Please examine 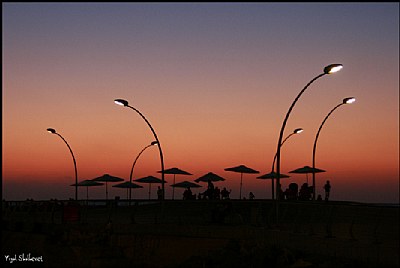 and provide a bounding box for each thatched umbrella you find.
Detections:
[112,181,143,200]
[289,166,326,184]
[224,165,260,199]
[257,171,290,200]
[158,167,192,199]
[91,174,124,200]
[135,175,165,200]
[71,180,104,201]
